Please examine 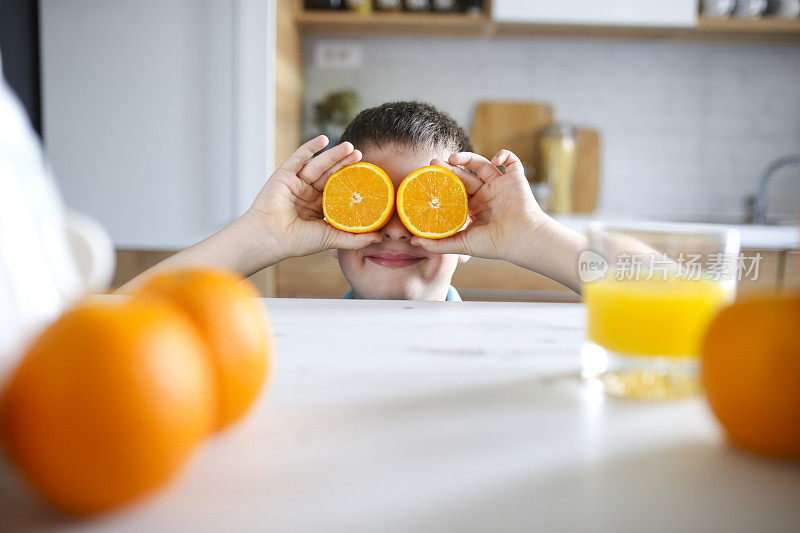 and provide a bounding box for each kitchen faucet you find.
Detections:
[744,154,800,224]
